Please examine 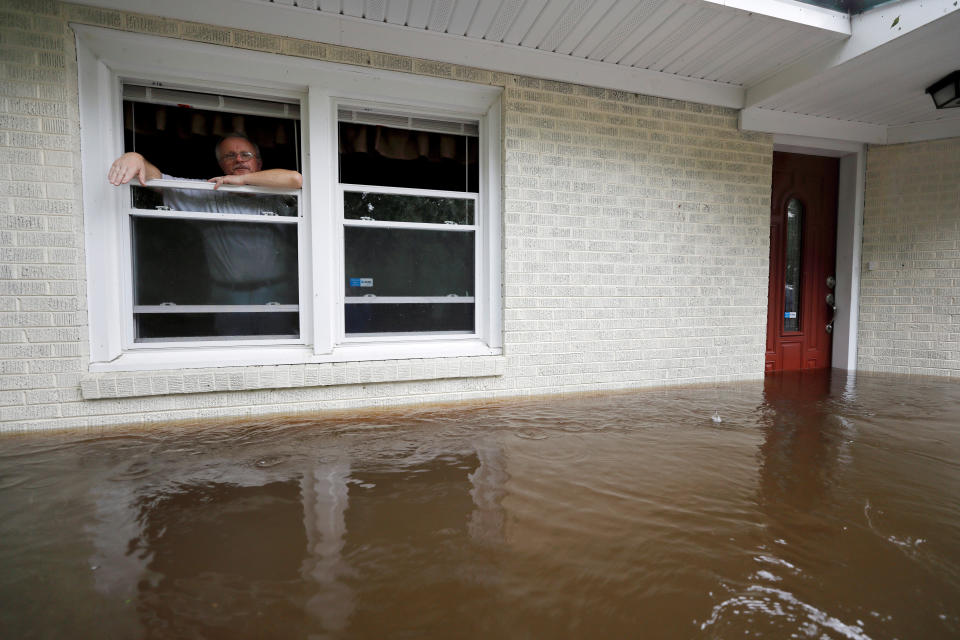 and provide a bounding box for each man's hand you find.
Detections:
[208,174,247,189]
[209,169,302,190]
[108,152,161,186]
